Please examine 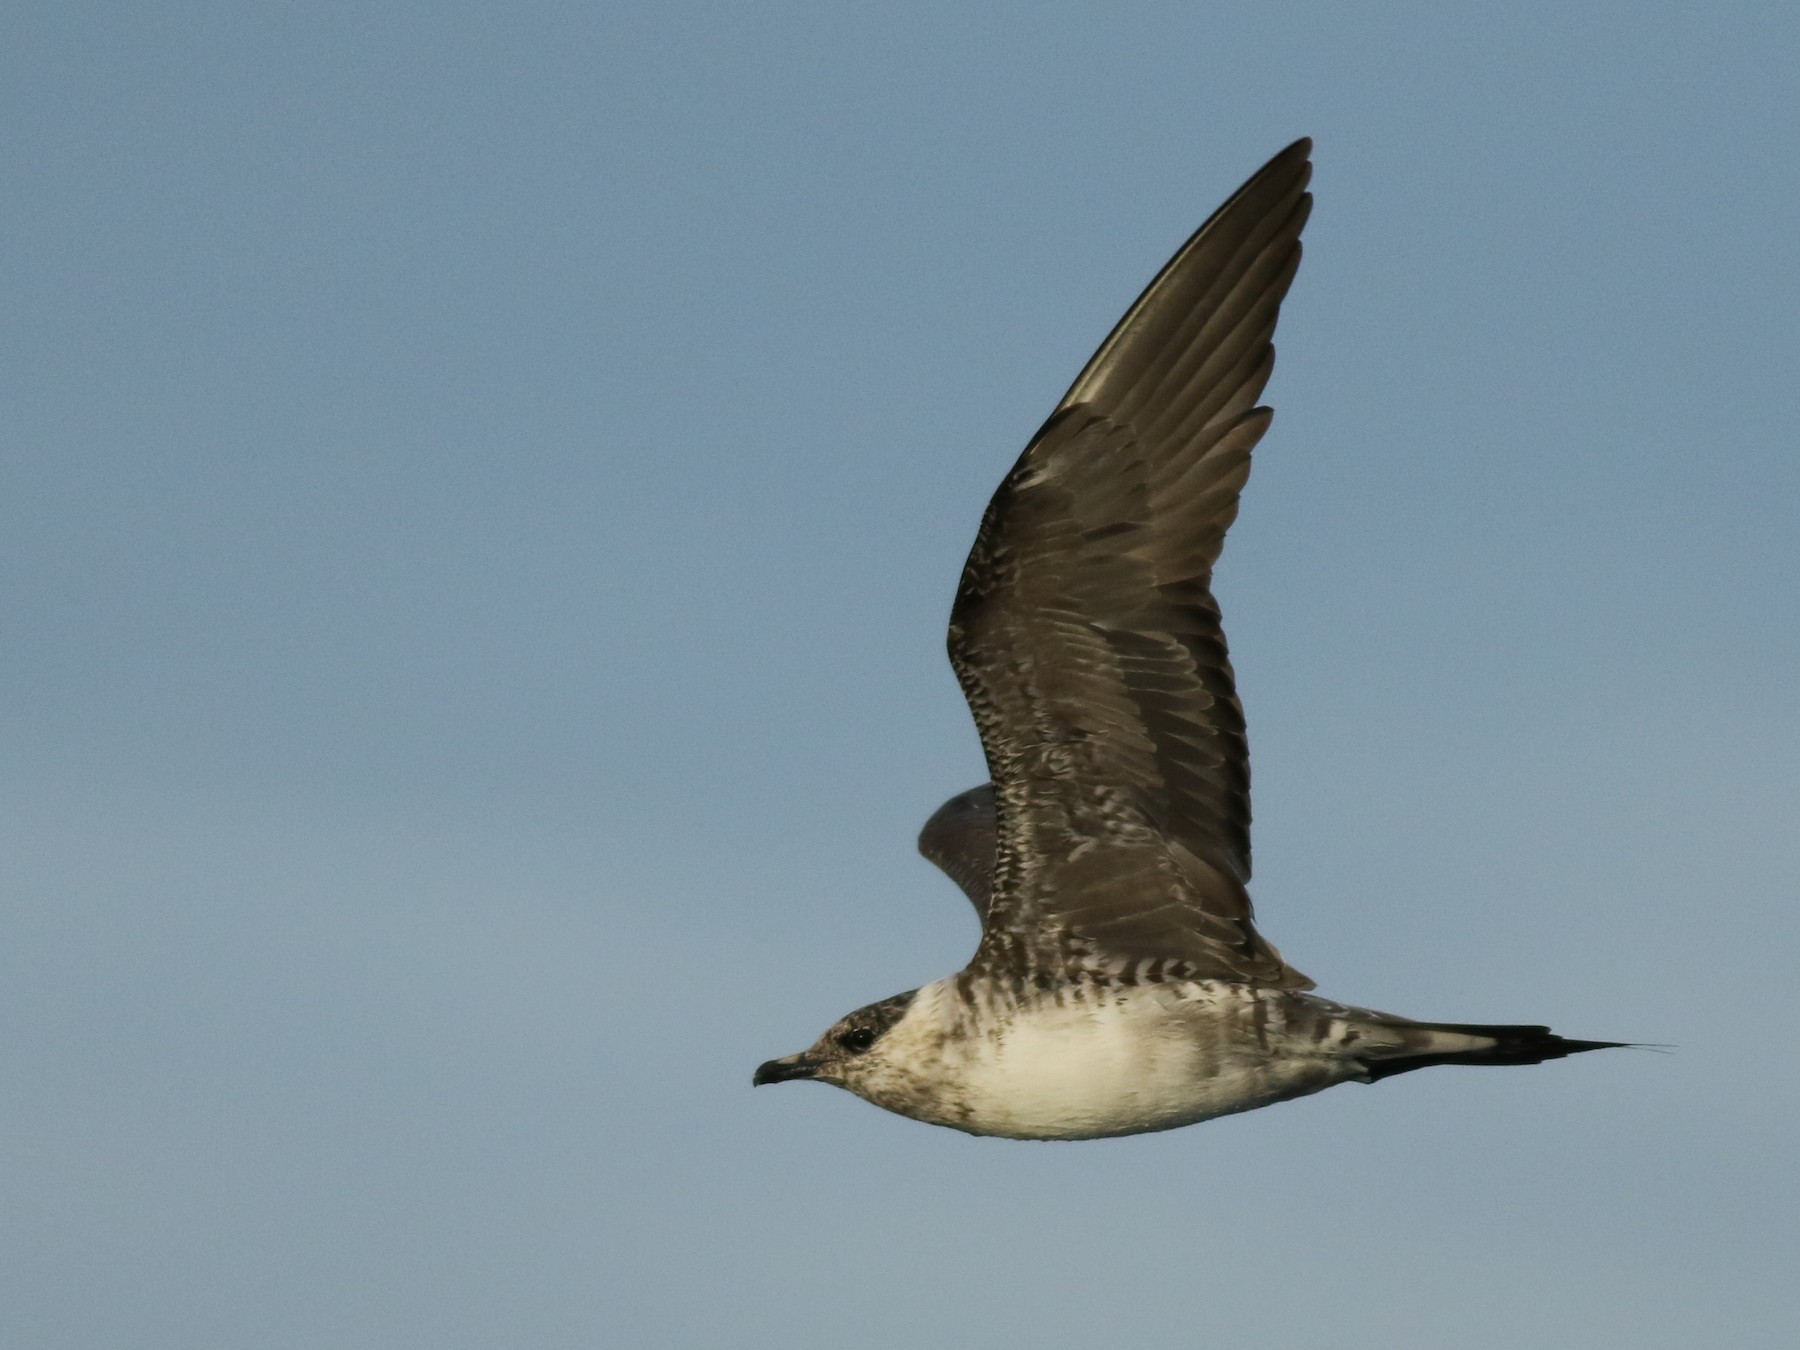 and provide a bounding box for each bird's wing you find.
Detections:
[917,784,998,922]
[948,139,1314,987]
